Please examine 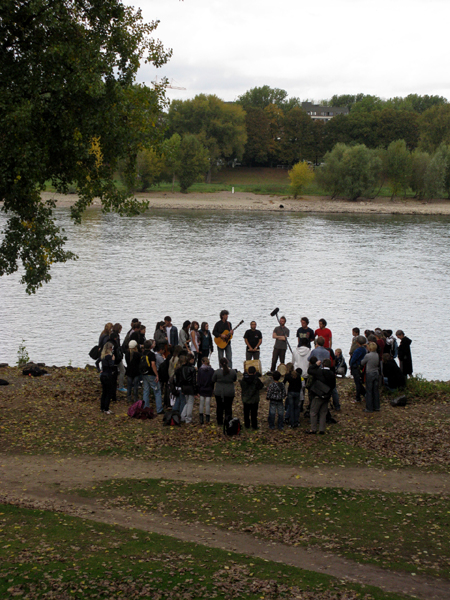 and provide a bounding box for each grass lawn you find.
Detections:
[0,503,414,600]
[70,478,450,581]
